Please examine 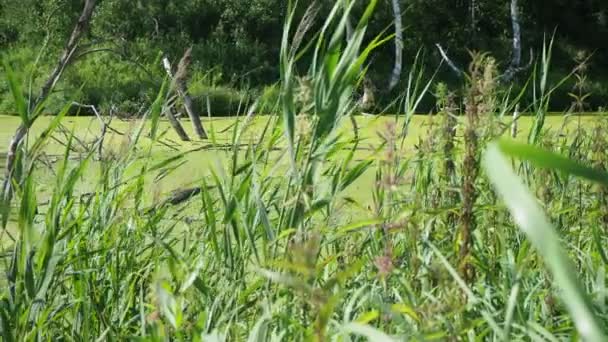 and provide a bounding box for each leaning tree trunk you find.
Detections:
[163,48,207,140]
[2,0,98,215]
